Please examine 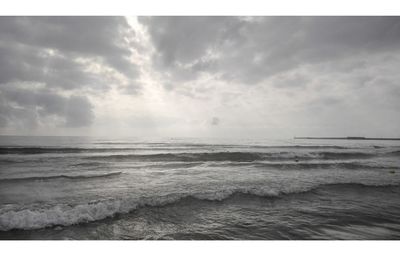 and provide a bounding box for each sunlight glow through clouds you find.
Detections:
[1,17,399,138]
